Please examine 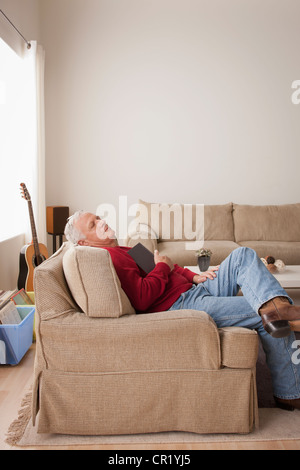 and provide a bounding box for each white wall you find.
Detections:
[40,0,300,229]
